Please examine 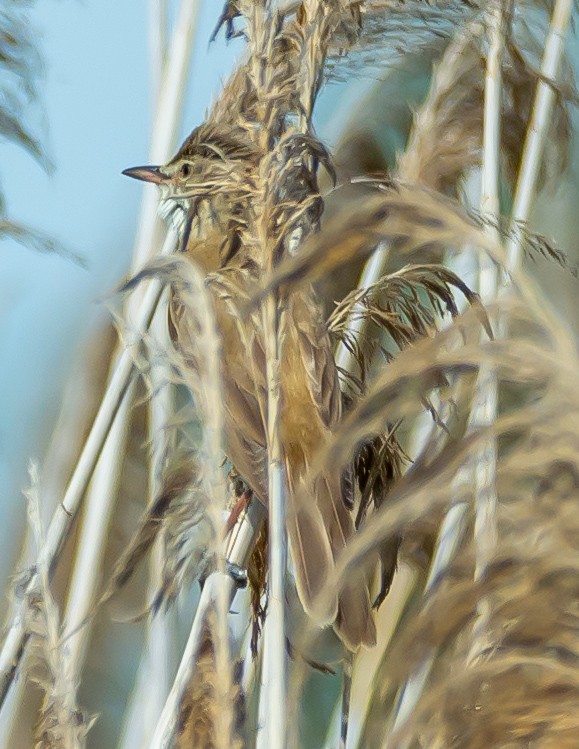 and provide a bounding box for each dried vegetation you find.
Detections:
[1,1,579,748]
